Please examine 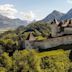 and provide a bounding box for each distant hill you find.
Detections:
[42,10,65,22]
[61,8,72,20]
[0,14,29,29]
